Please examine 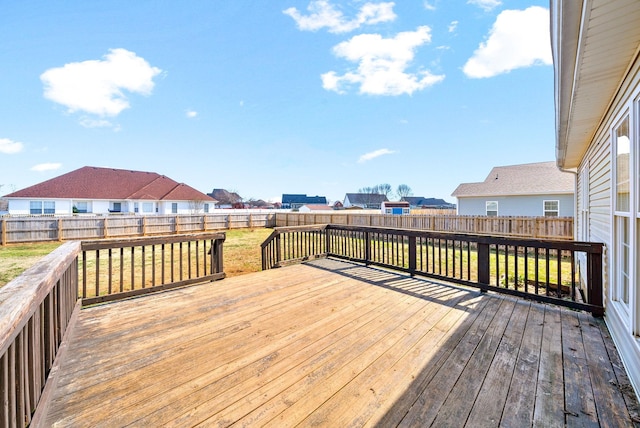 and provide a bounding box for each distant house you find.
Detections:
[281,194,327,210]
[401,197,455,210]
[333,201,344,209]
[207,188,242,209]
[451,162,574,217]
[3,166,216,215]
[298,204,333,212]
[343,193,388,209]
[381,201,410,215]
[552,0,640,393]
